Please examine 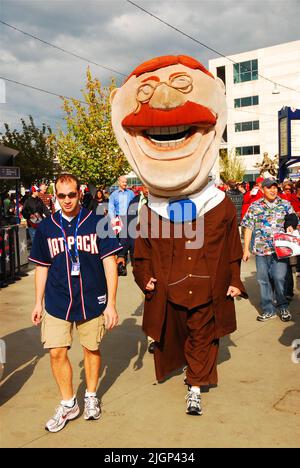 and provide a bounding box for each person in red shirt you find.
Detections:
[279,181,293,202]
[279,181,300,213]
[295,180,300,218]
[241,176,264,220]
